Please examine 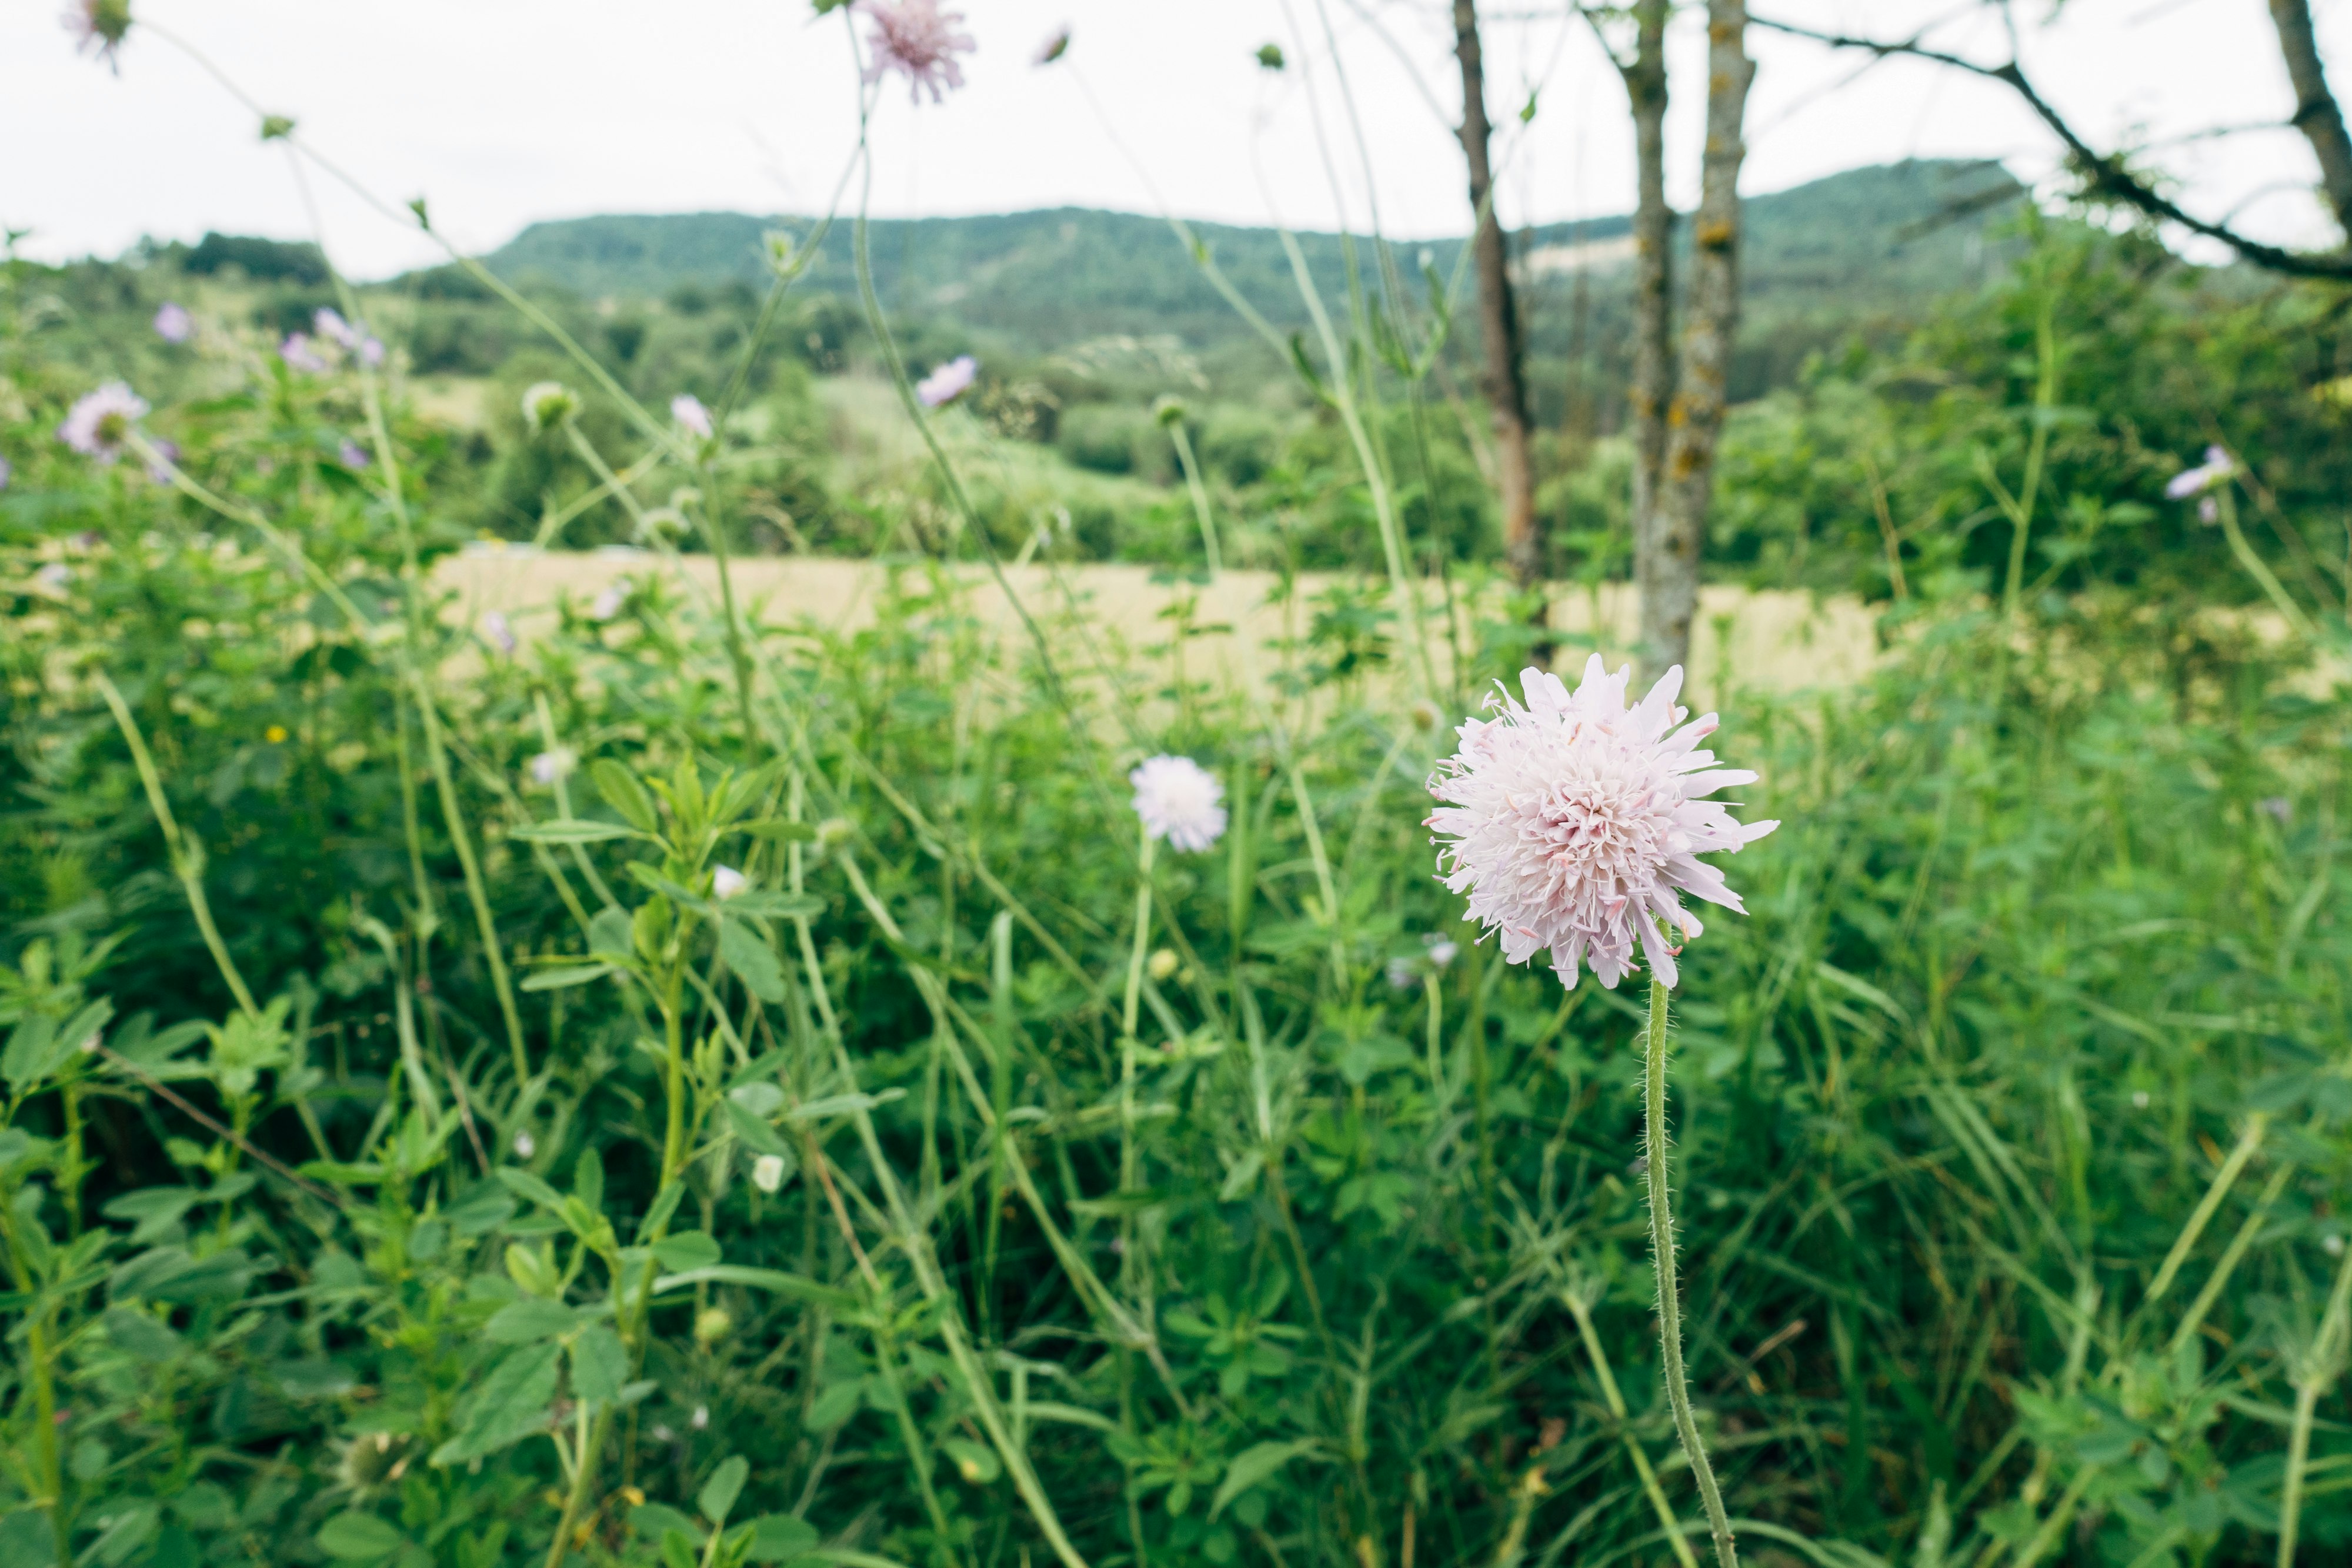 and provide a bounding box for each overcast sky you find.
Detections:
[4,1,2338,279]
